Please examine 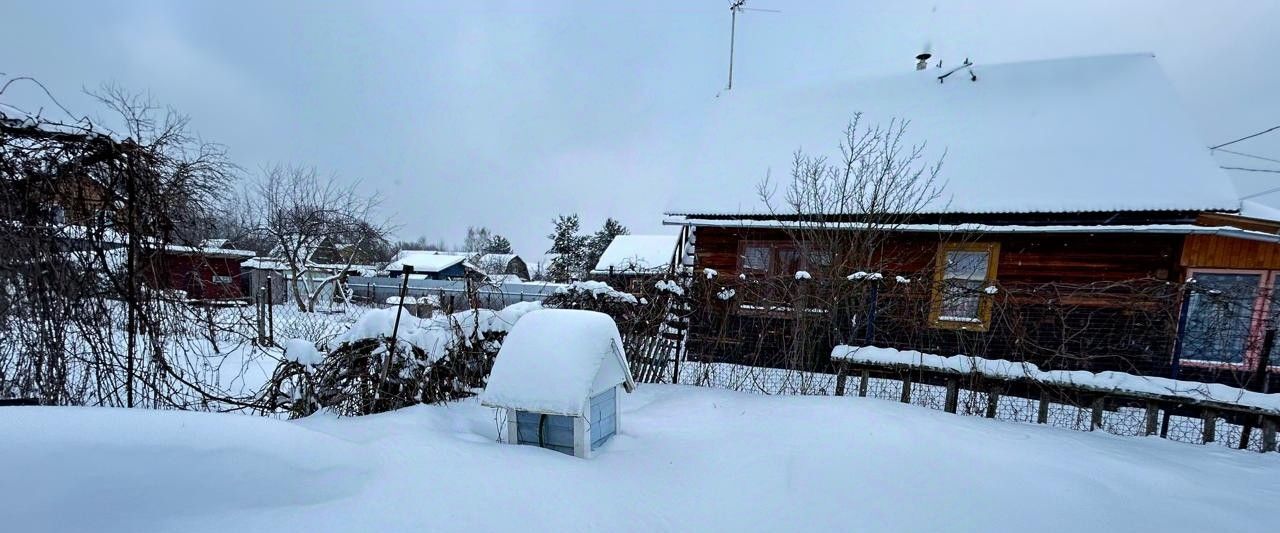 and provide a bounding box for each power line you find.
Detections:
[1221,166,1280,174]
[1213,148,1280,165]
[1240,184,1280,200]
[1210,124,1280,150]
